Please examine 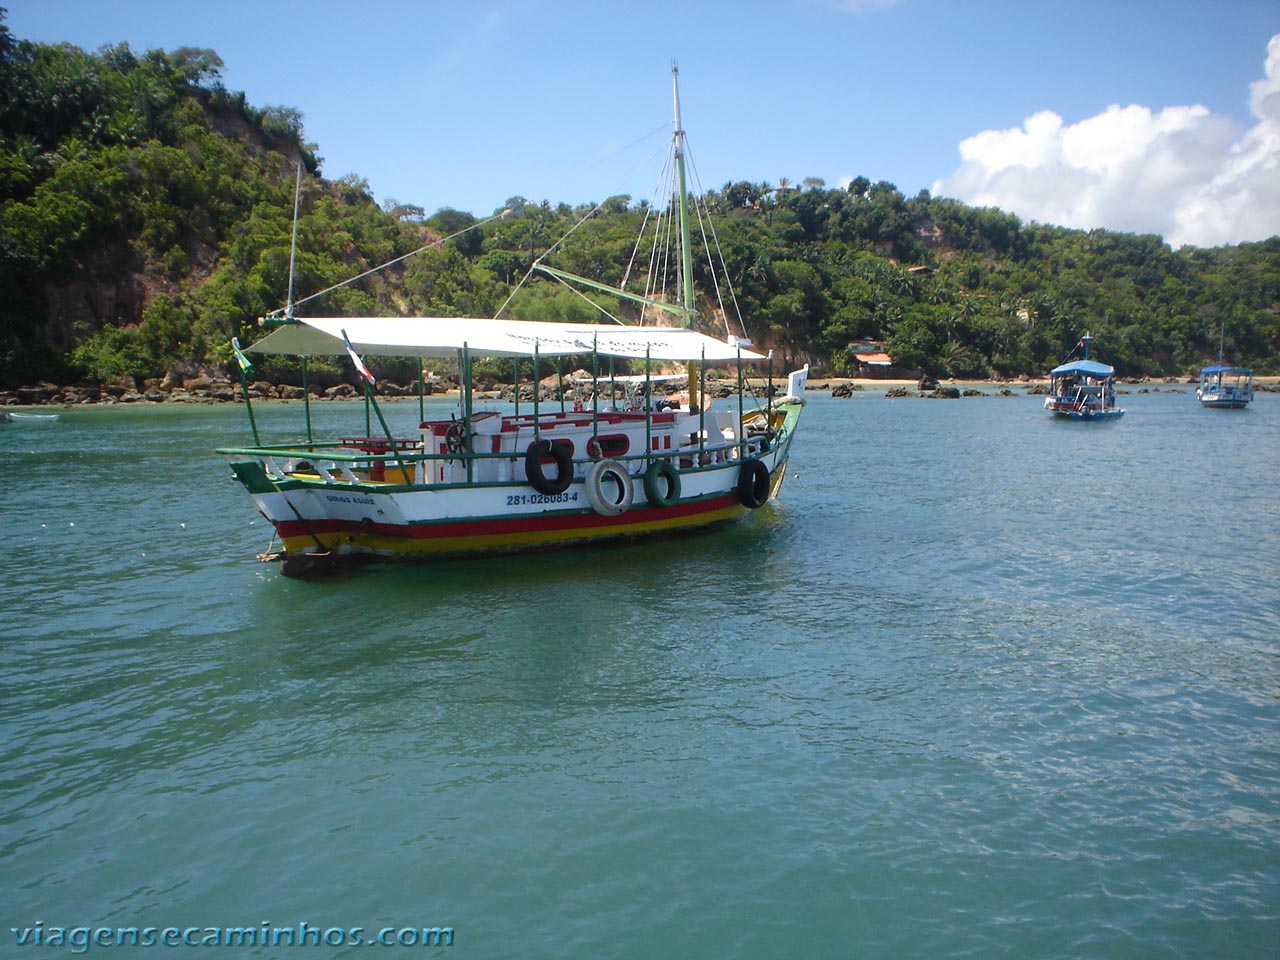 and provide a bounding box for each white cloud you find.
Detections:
[933,35,1280,248]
